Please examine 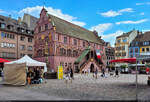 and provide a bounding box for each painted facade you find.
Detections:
[129,31,150,64]
[115,30,141,66]
[34,8,106,72]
